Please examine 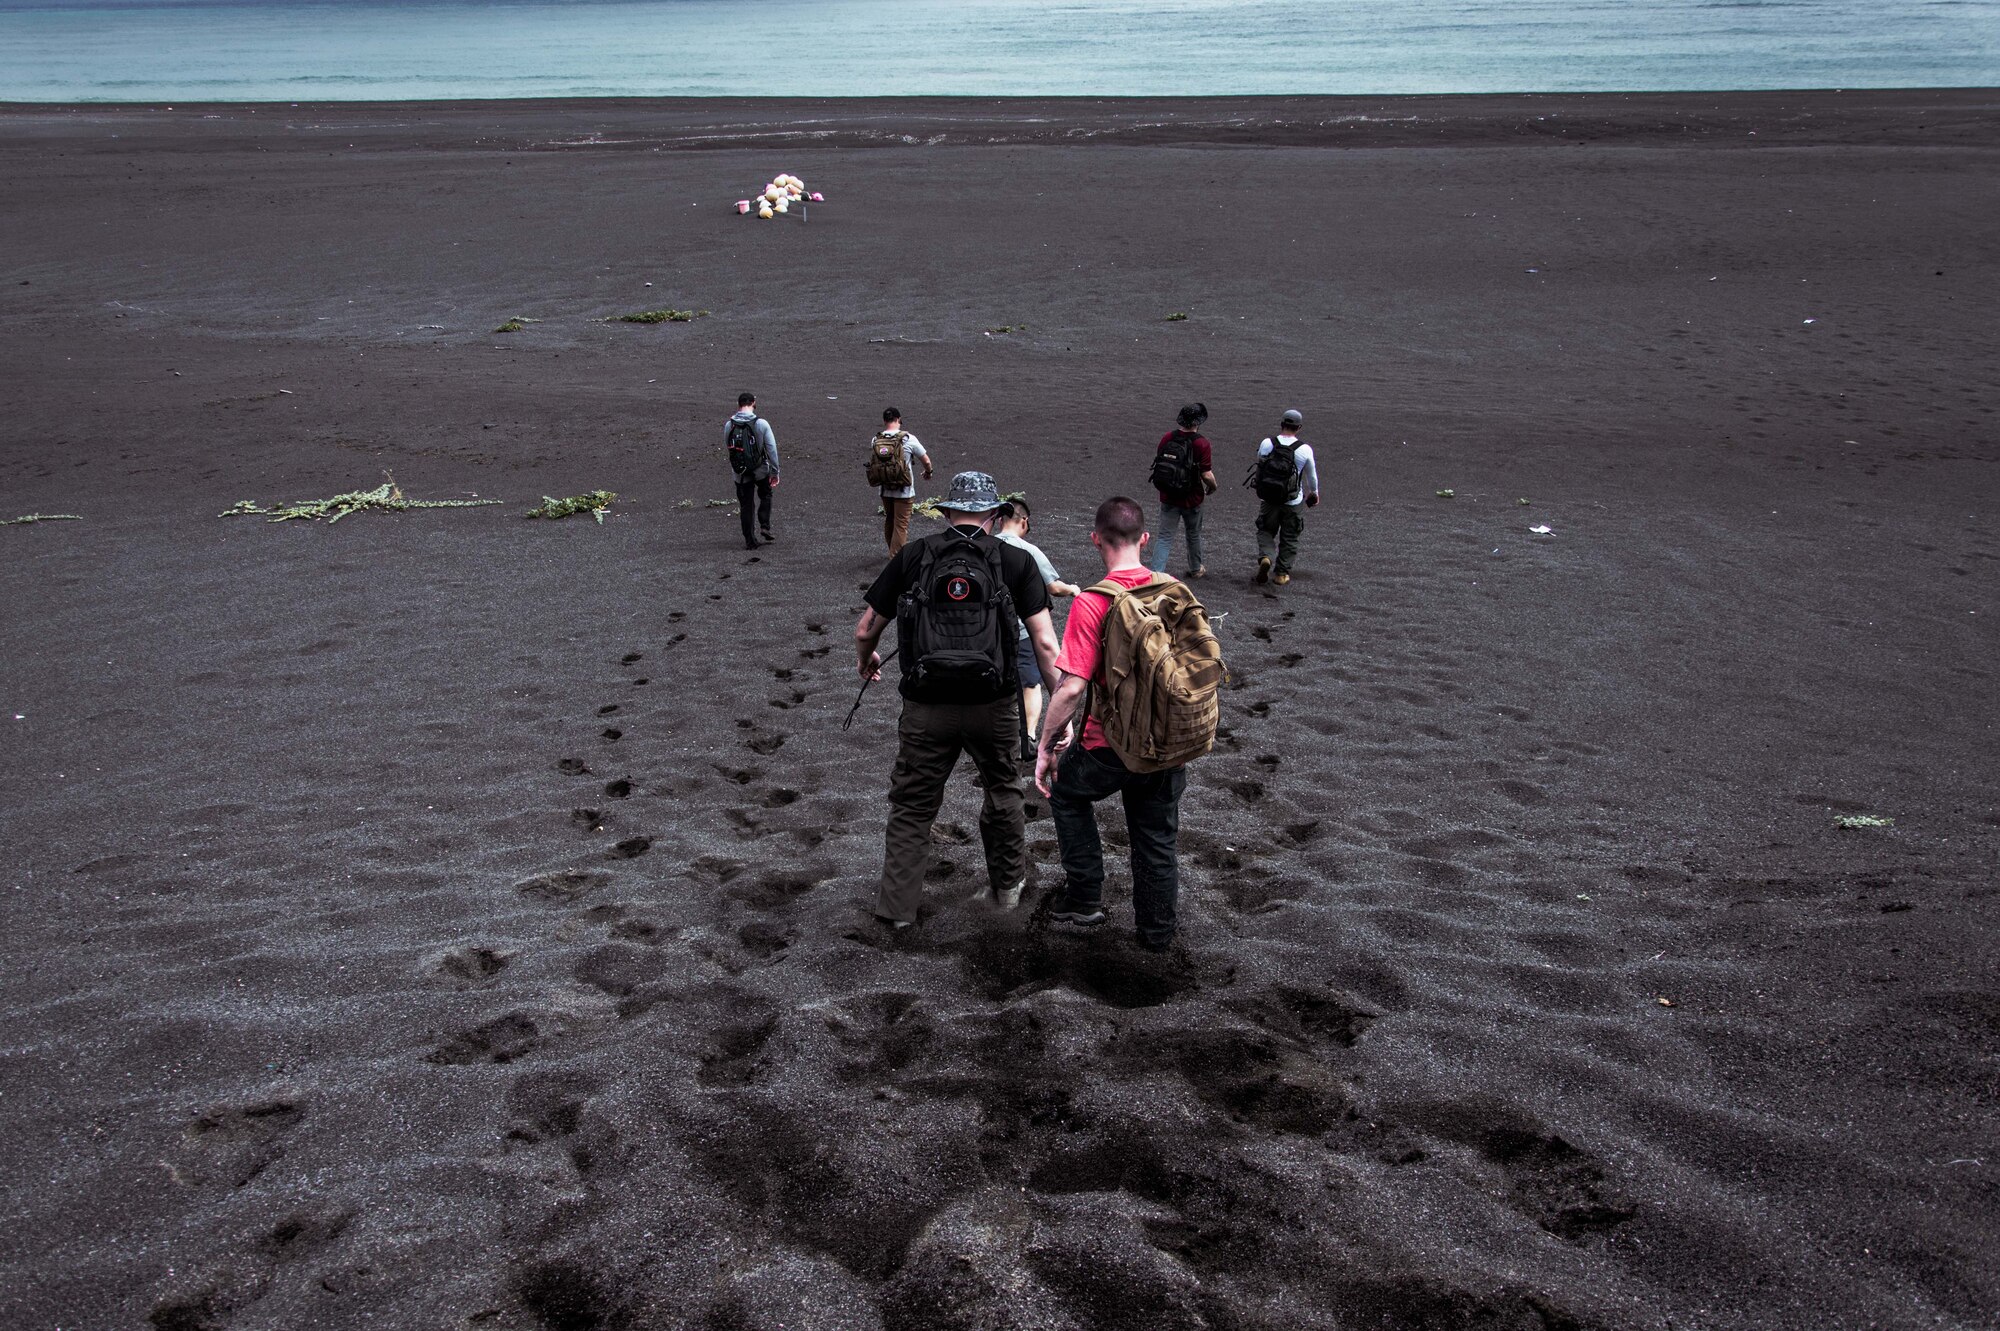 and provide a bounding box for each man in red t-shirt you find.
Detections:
[1149,402,1217,579]
[1034,496,1189,951]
